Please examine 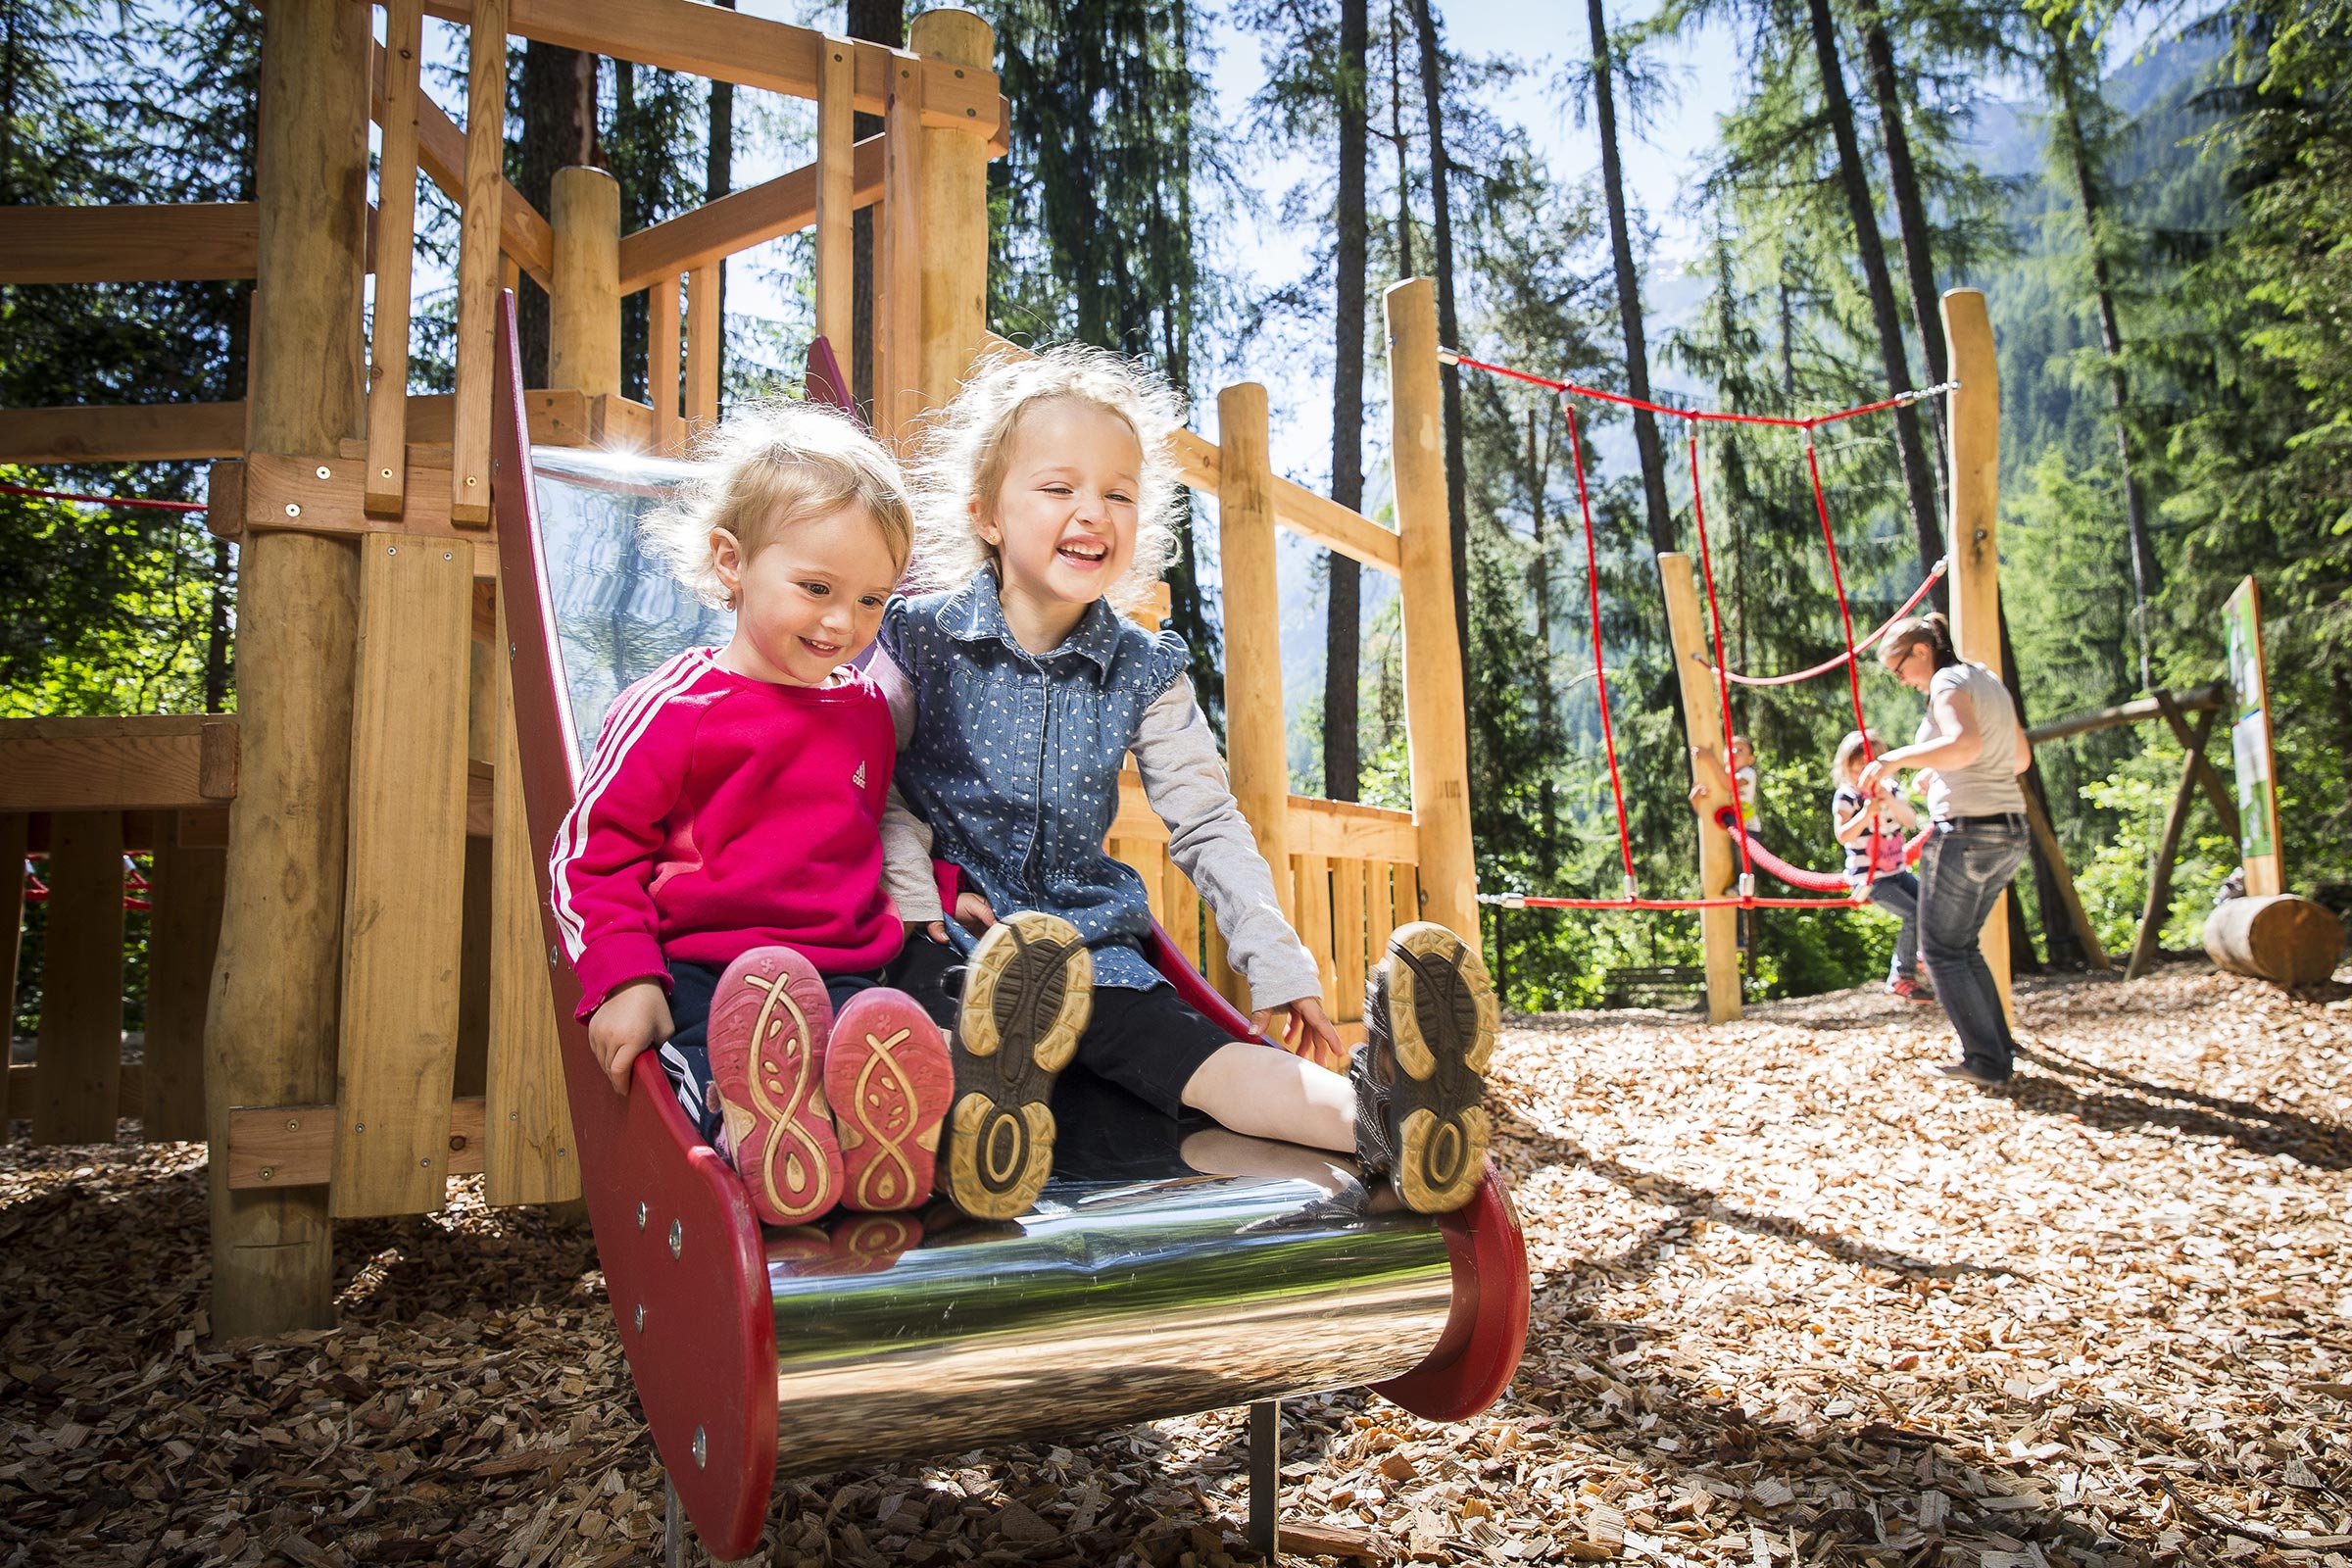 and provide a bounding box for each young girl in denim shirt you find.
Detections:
[869,345,1496,1222]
